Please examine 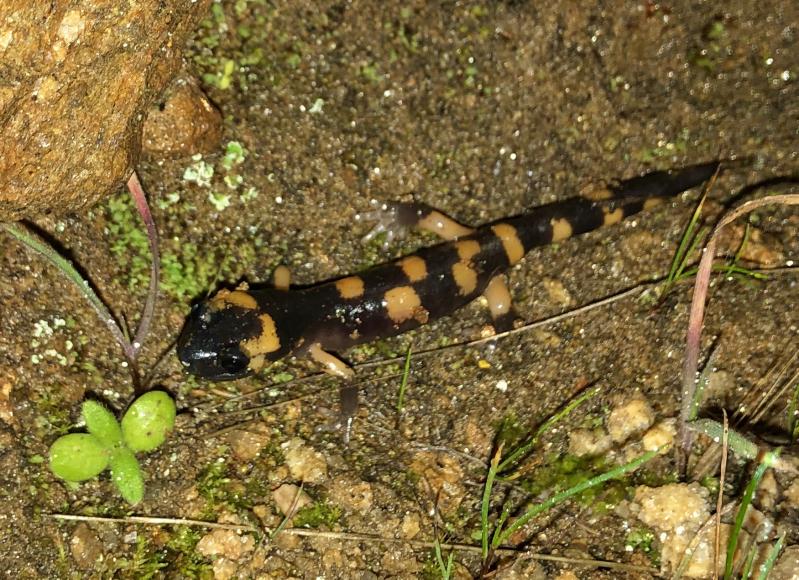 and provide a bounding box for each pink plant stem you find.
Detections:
[679,194,799,457]
[126,171,160,361]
